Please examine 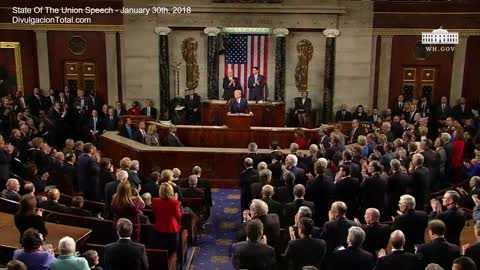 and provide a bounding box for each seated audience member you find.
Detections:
[453,257,477,270]
[466,159,480,177]
[145,124,160,146]
[464,221,480,267]
[104,218,148,270]
[67,196,93,217]
[293,91,312,128]
[329,226,375,270]
[134,121,147,144]
[320,201,357,255]
[181,174,205,199]
[141,192,152,209]
[104,107,119,131]
[118,117,137,140]
[141,98,157,119]
[284,184,315,227]
[38,188,68,213]
[360,208,390,256]
[374,230,421,270]
[232,219,276,270]
[416,219,461,270]
[335,104,353,122]
[49,236,90,270]
[162,125,184,147]
[239,199,281,253]
[429,190,465,246]
[114,101,127,117]
[353,105,368,121]
[391,195,428,253]
[127,101,141,115]
[15,195,48,241]
[5,260,27,270]
[152,182,182,254]
[261,185,283,219]
[284,217,326,270]
[13,228,57,270]
[81,250,103,270]
[111,181,144,242]
[1,178,21,201]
